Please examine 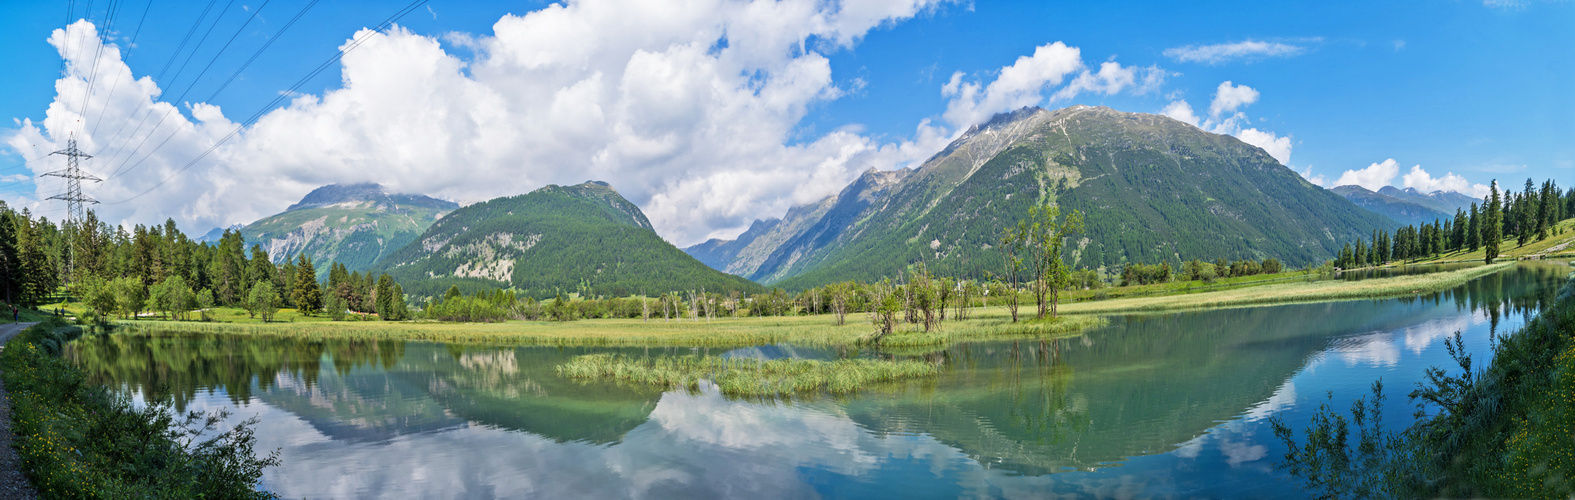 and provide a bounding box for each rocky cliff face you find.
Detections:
[240,183,458,274]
